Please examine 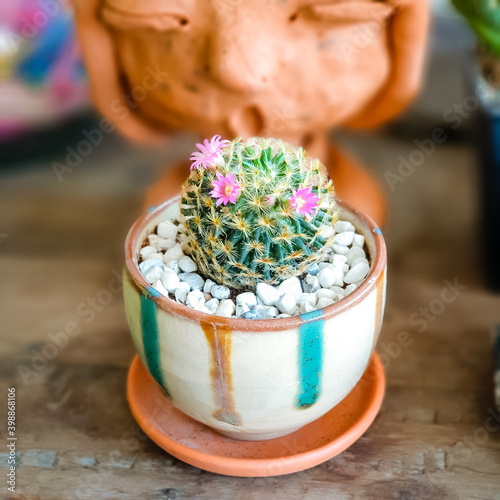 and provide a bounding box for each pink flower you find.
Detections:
[190,135,229,171]
[289,185,319,219]
[210,172,242,206]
